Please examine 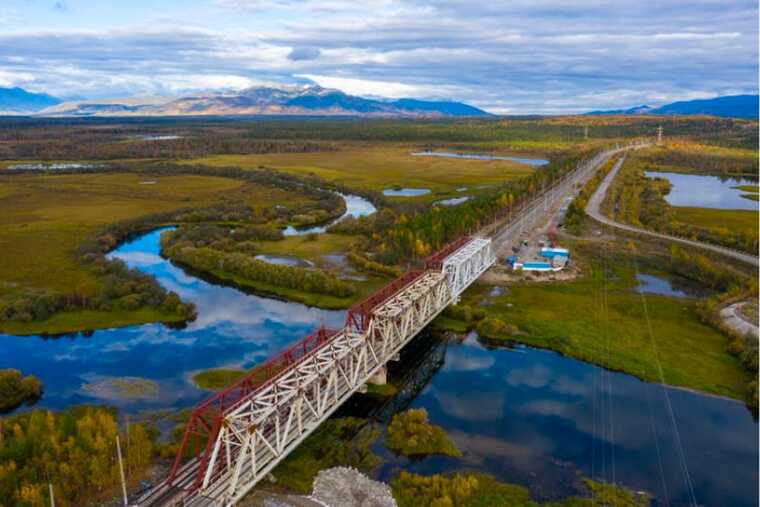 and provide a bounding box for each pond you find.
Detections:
[0,229,755,507]
[383,188,432,197]
[131,135,184,141]
[645,171,759,210]
[434,196,471,206]
[254,254,314,268]
[7,162,100,171]
[283,192,376,236]
[412,151,549,167]
[635,273,712,299]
